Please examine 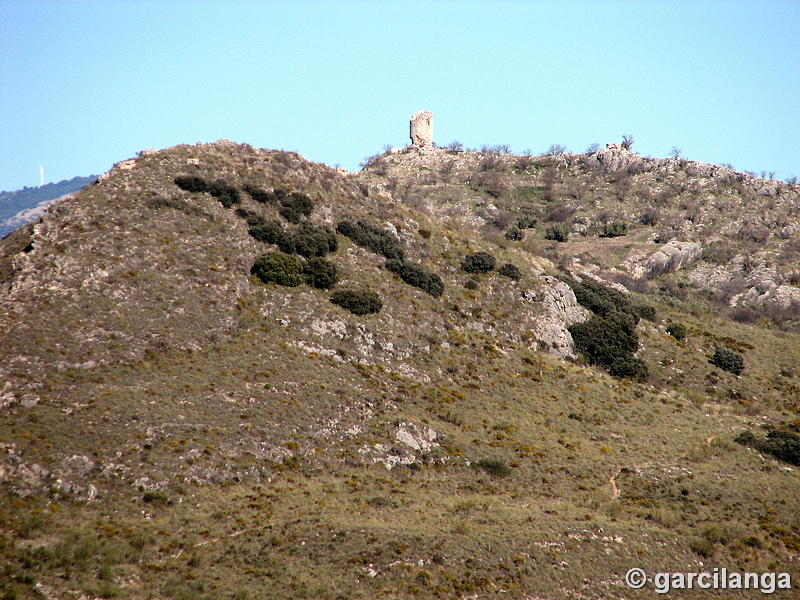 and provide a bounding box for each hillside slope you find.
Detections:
[0,141,798,600]
[0,176,97,239]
